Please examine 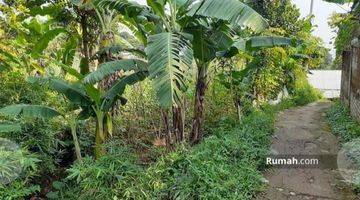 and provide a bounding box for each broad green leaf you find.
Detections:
[62,36,78,66]
[100,71,148,111]
[96,44,147,58]
[186,25,216,62]
[147,0,165,18]
[0,105,61,119]
[188,0,268,32]
[28,77,91,106]
[0,123,21,133]
[97,0,148,18]
[146,32,193,108]
[248,36,292,48]
[31,28,67,58]
[83,59,148,84]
